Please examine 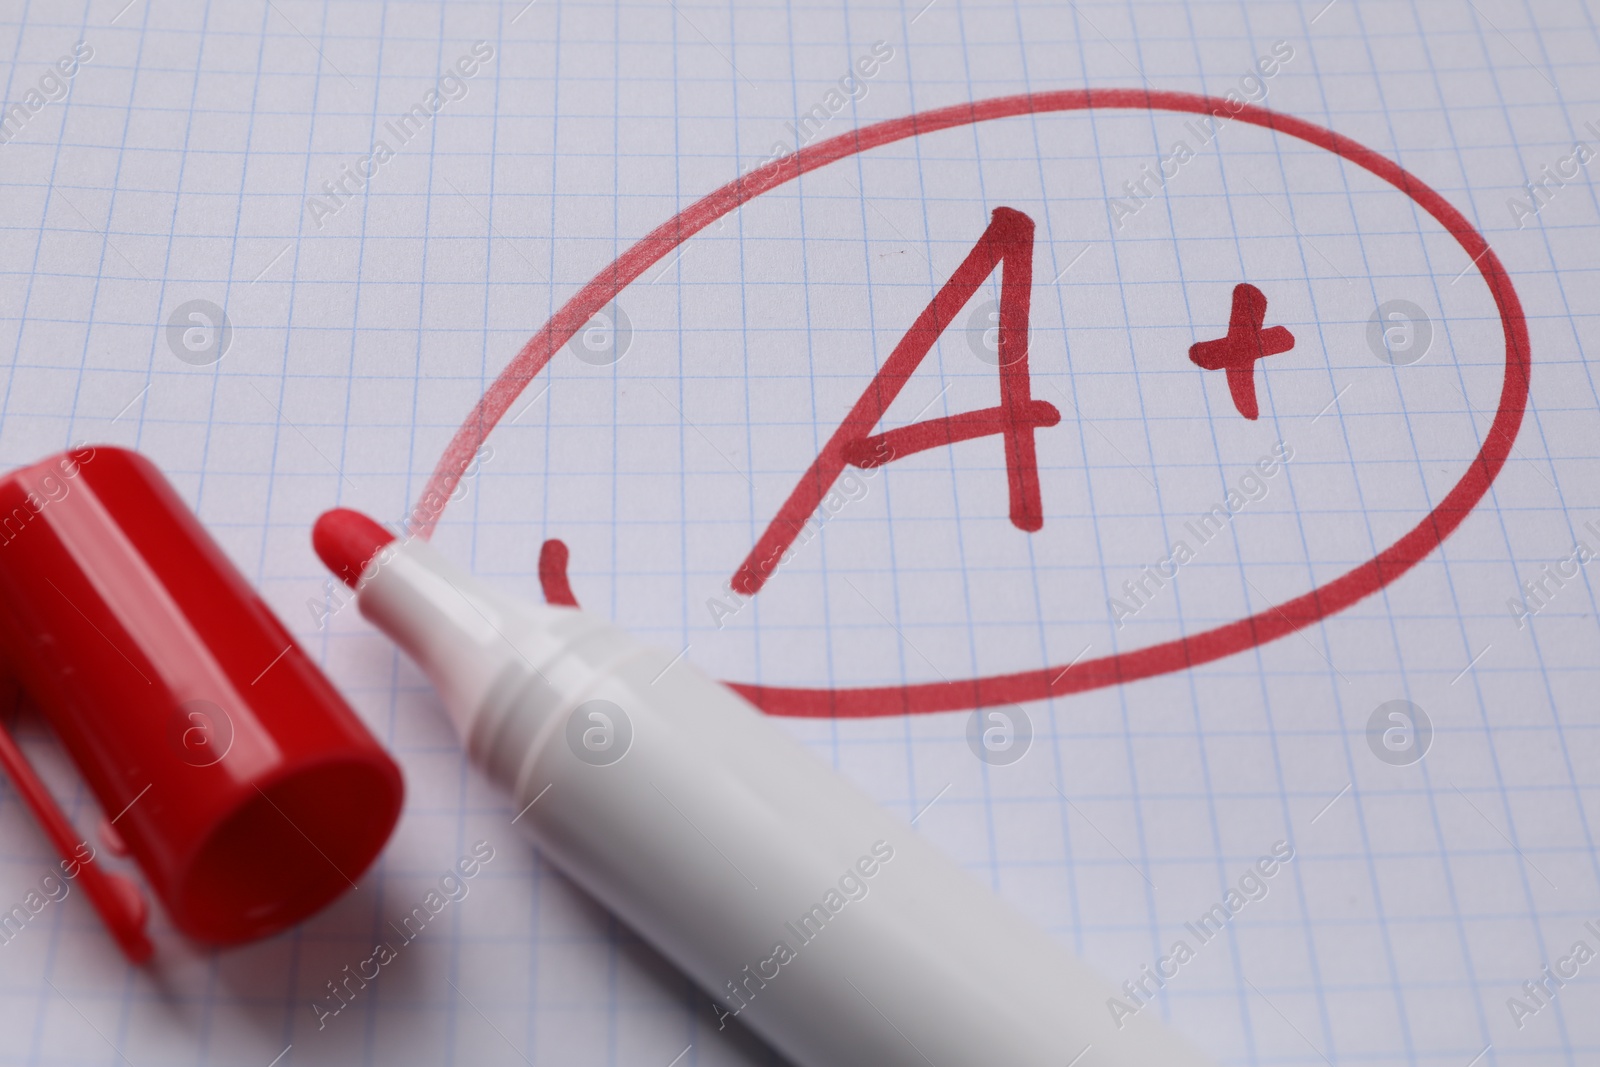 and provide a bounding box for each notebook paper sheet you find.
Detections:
[0,0,1598,1064]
